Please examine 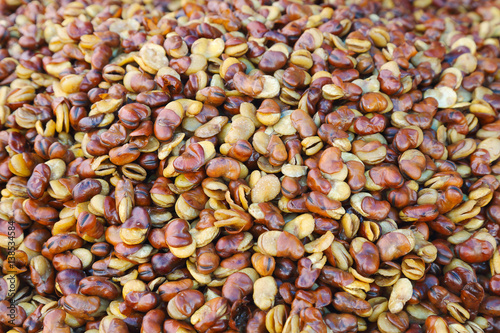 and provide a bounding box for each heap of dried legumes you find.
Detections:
[1,0,500,332]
